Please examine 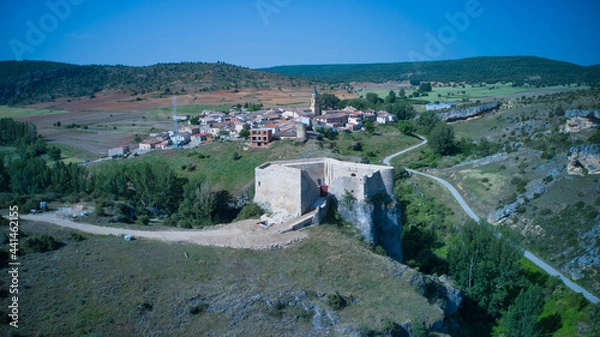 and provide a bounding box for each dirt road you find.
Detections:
[22,212,307,250]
